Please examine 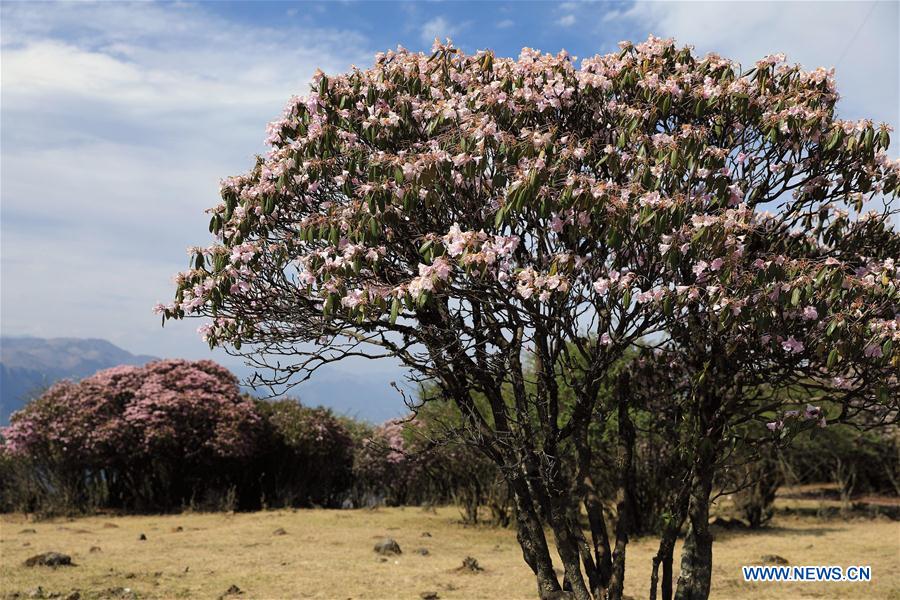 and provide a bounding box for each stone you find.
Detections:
[415,548,430,556]
[24,552,73,568]
[459,556,483,572]
[138,533,147,541]
[421,531,432,537]
[272,528,287,536]
[420,593,440,600]
[374,538,401,555]
[760,554,789,565]
[171,526,183,532]
[219,584,243,598]
[19,528,37,534]
[89,546,102,553]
